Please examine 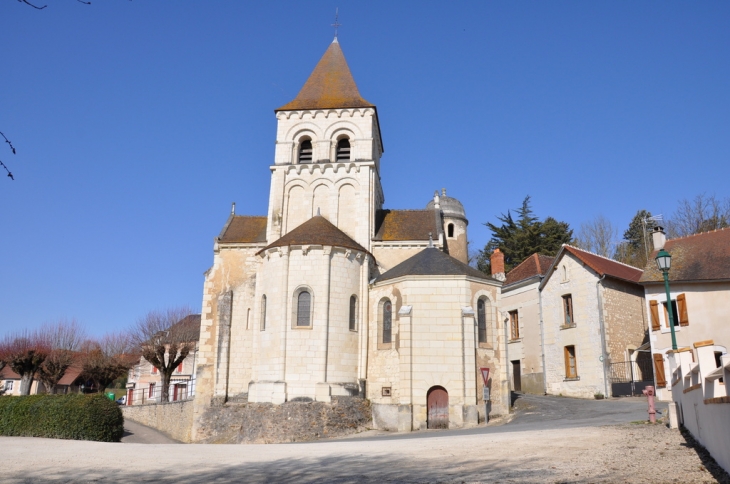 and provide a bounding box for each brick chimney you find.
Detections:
[491,248,506,281]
